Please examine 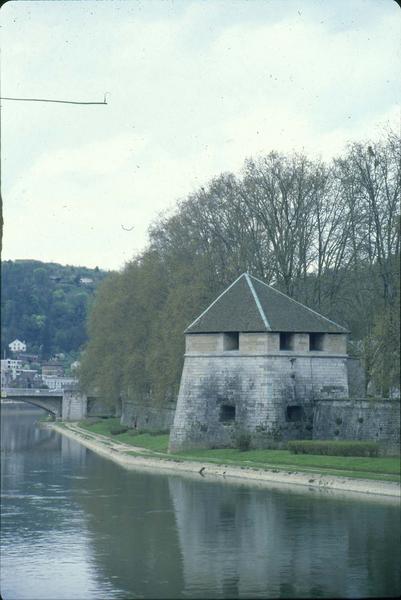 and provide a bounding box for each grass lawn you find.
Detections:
[78,418,170,453]
[177,448,401,482]
[76,419,400,483]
